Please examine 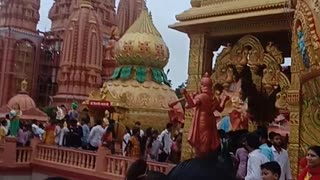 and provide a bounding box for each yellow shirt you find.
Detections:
[0,126,6,141]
